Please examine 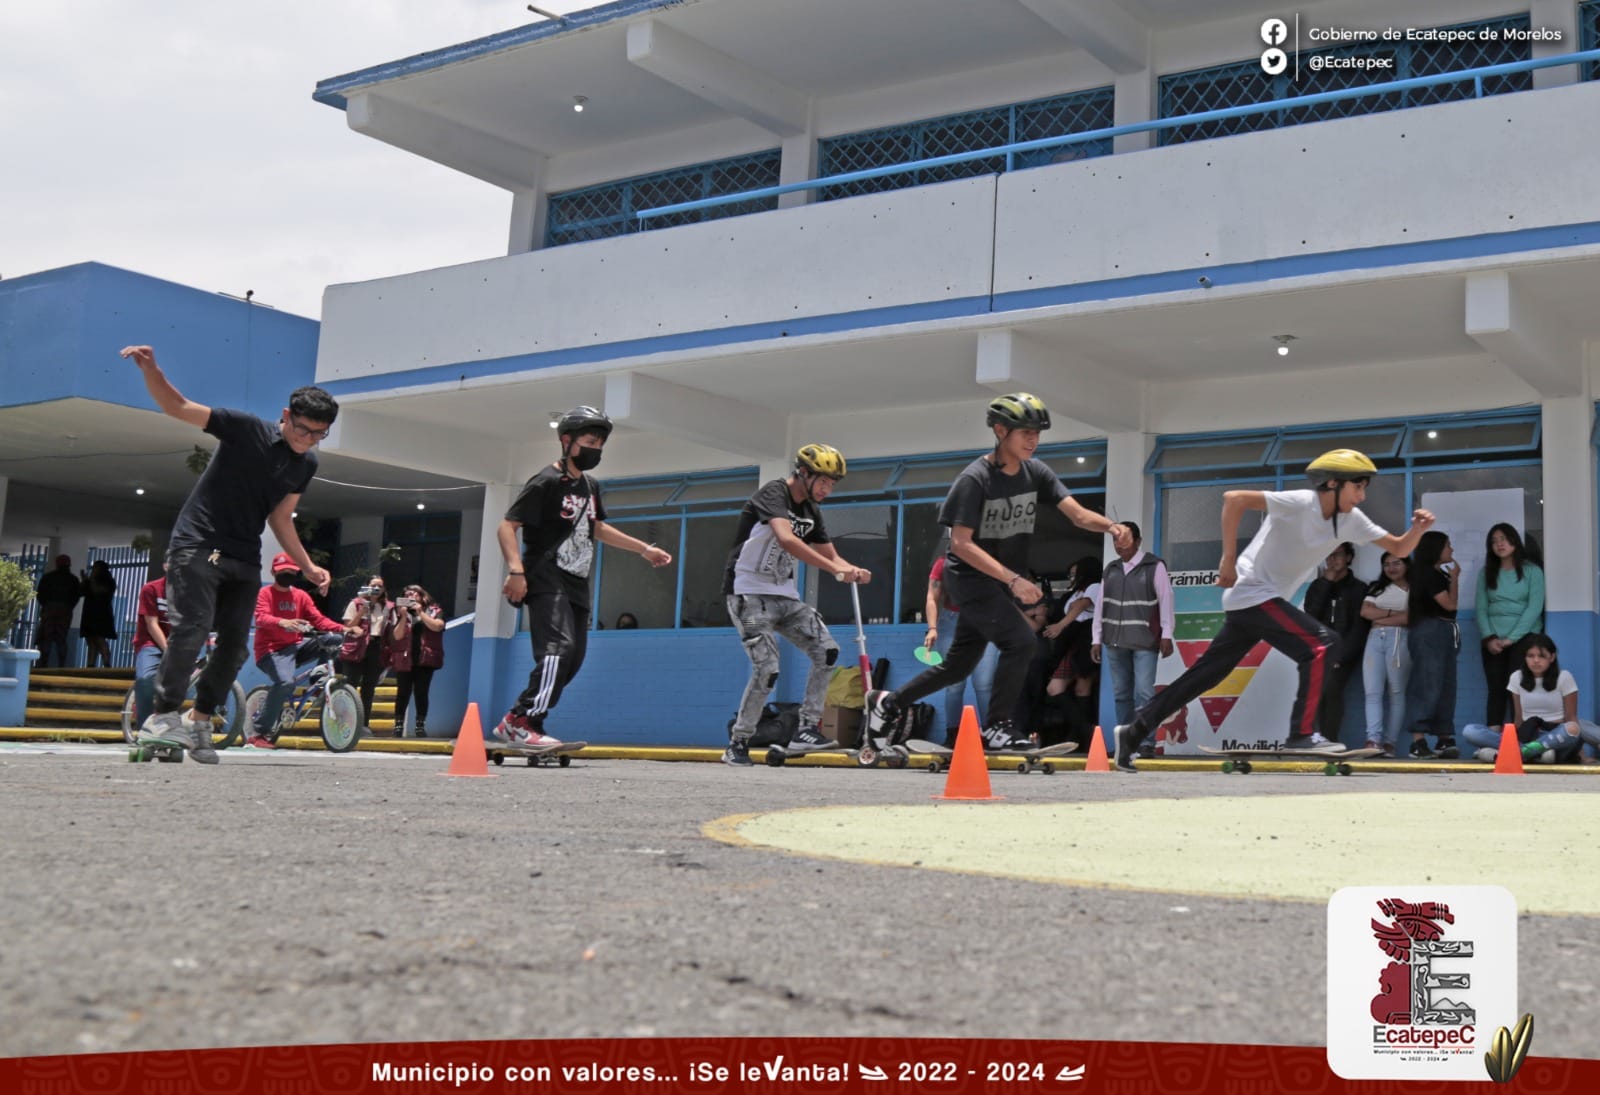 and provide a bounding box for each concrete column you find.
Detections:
[1103,431,1155,562]
[509,157,550,253]
[778,123,817,210]
[1530,0,1581,90]
[0,475,8,548]
[467,483,518,720]
[1113,67,1155,154]
[1540,396,1597,714]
